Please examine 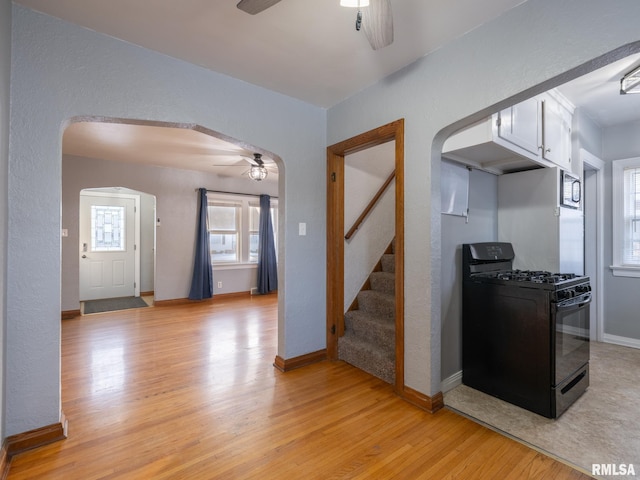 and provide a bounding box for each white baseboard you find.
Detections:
[441,370,462,393]
[602,334,640,350]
